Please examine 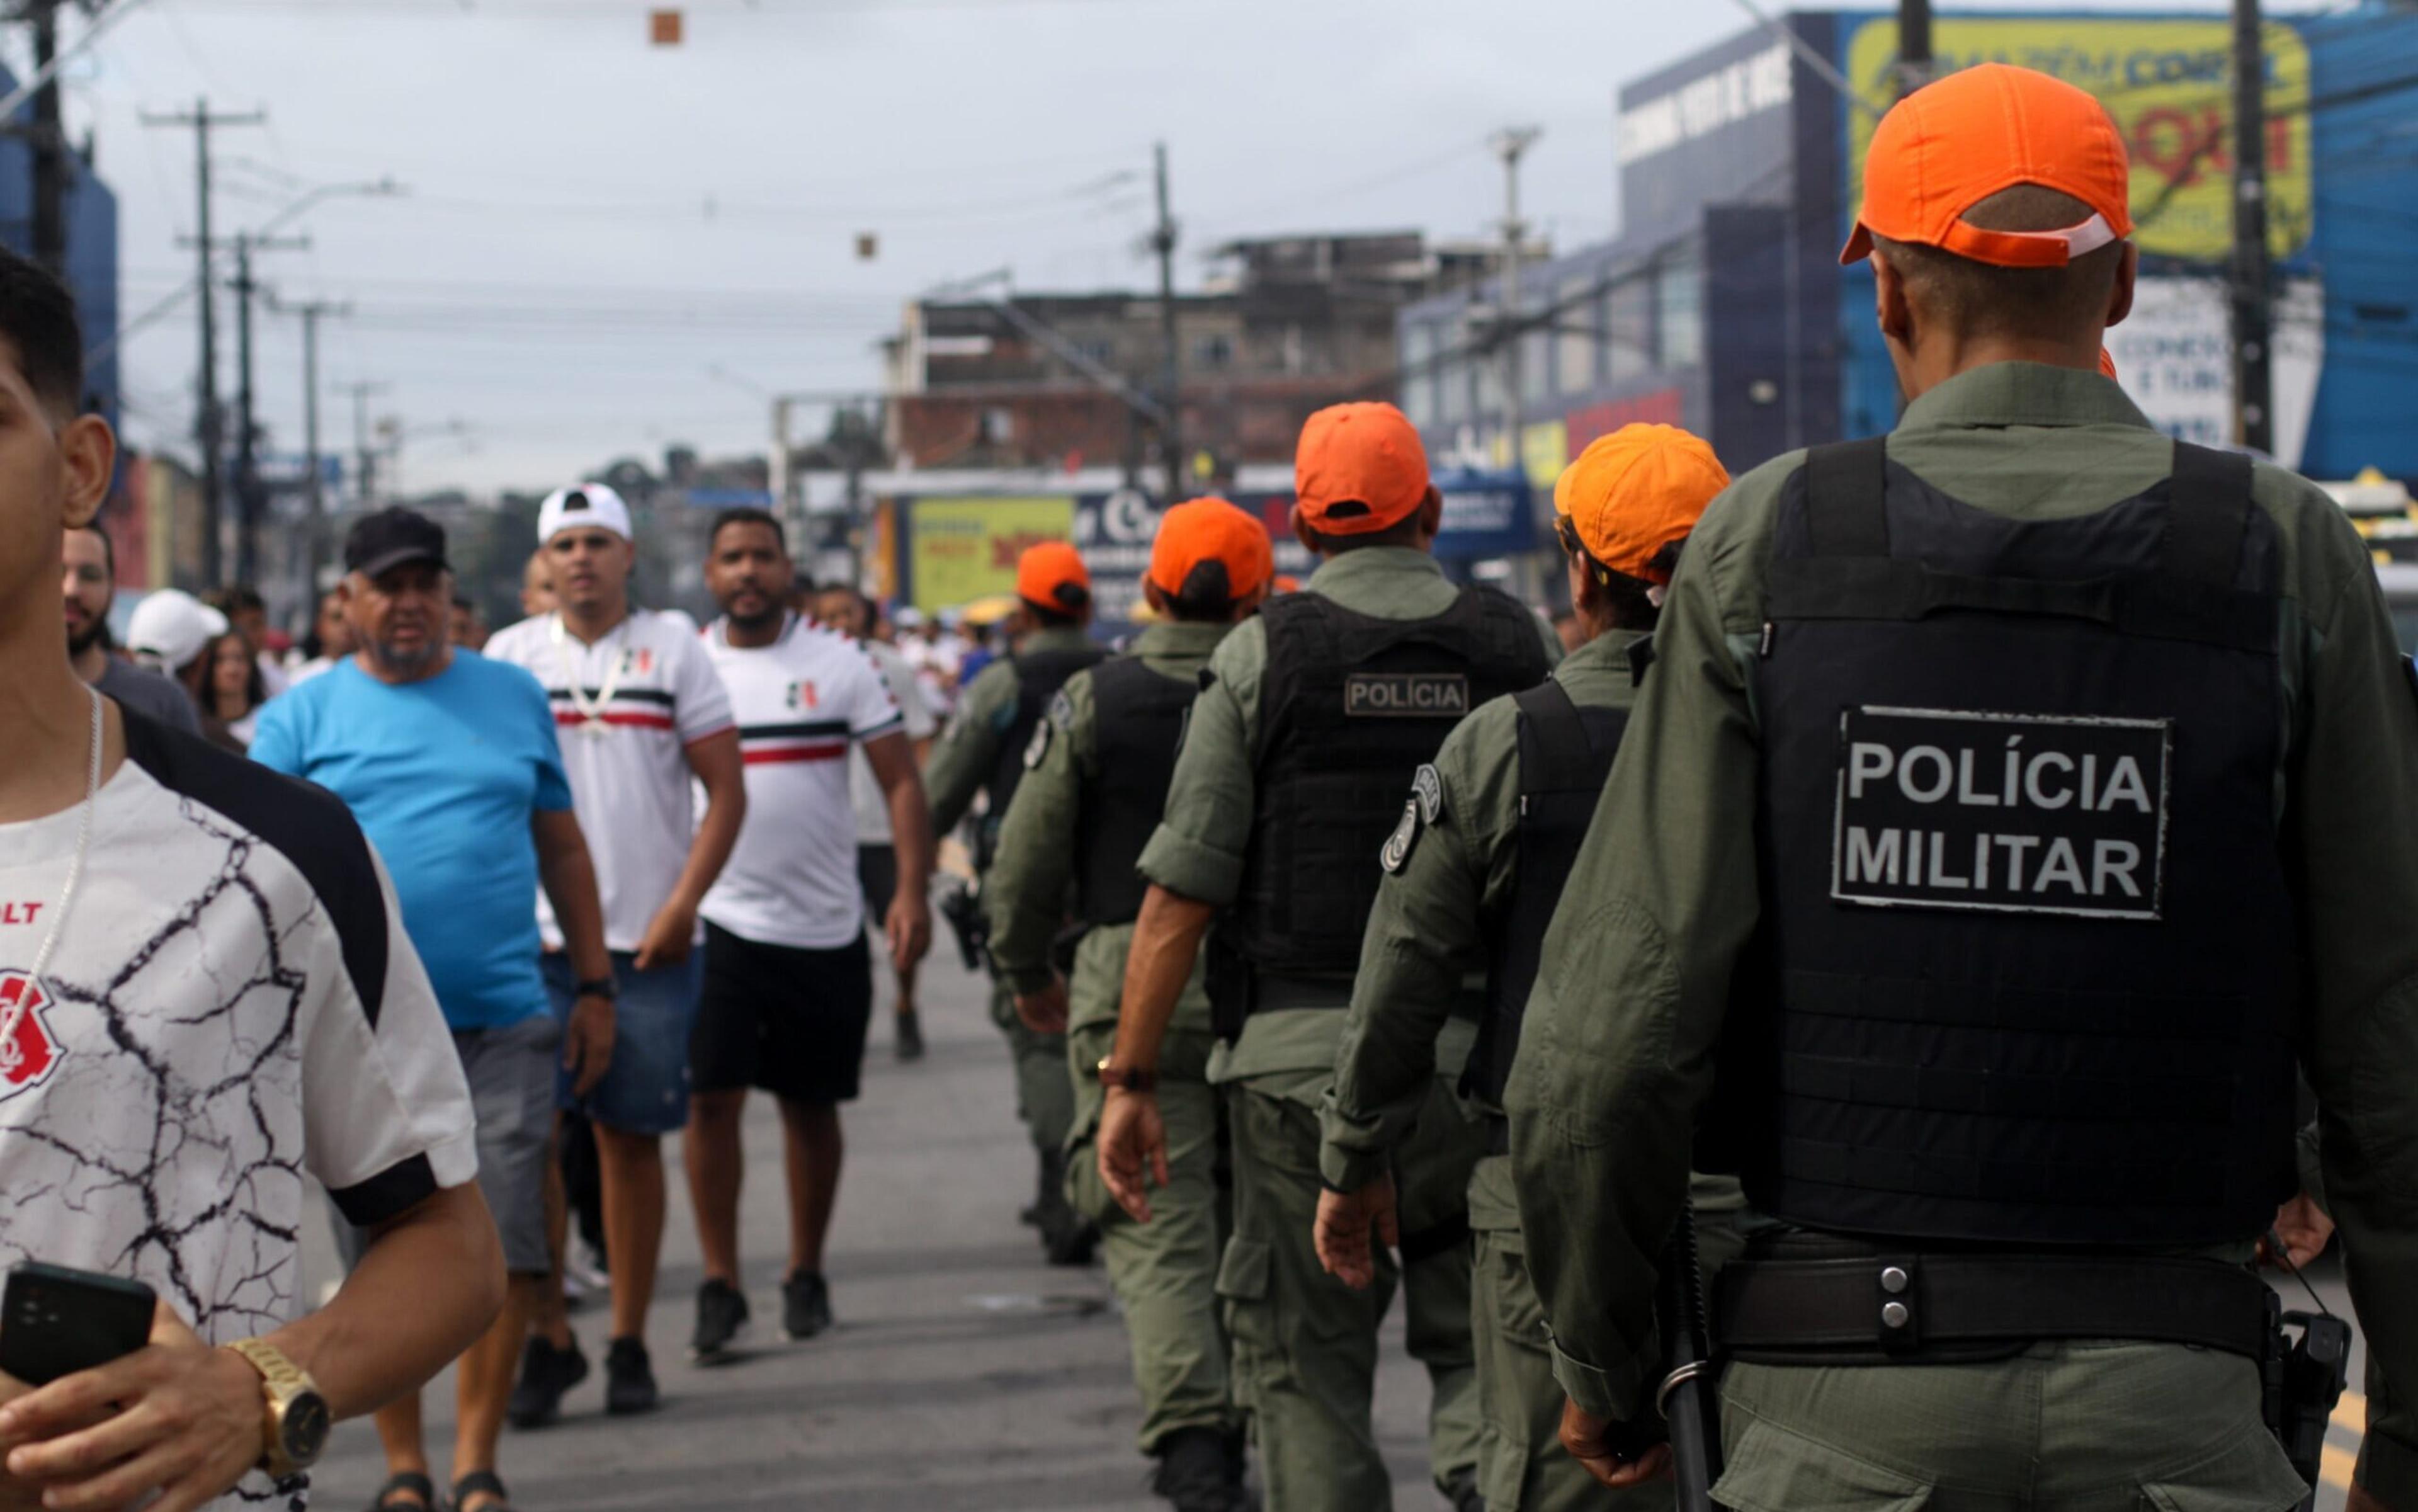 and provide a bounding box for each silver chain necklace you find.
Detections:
[0,688,103,1058]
